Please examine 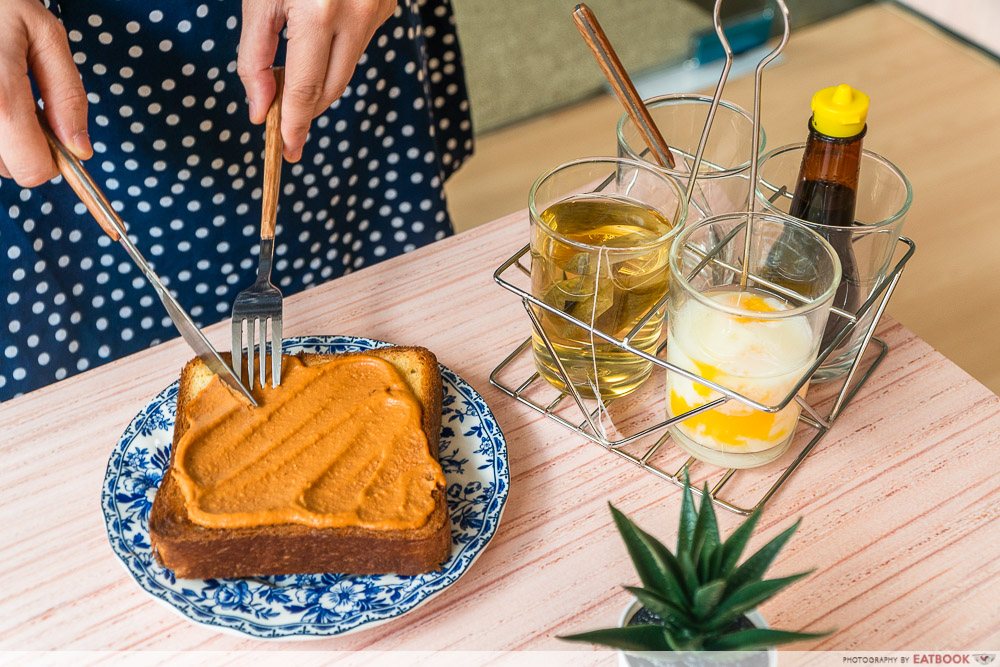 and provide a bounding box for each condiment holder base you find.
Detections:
[490,234,914,515]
